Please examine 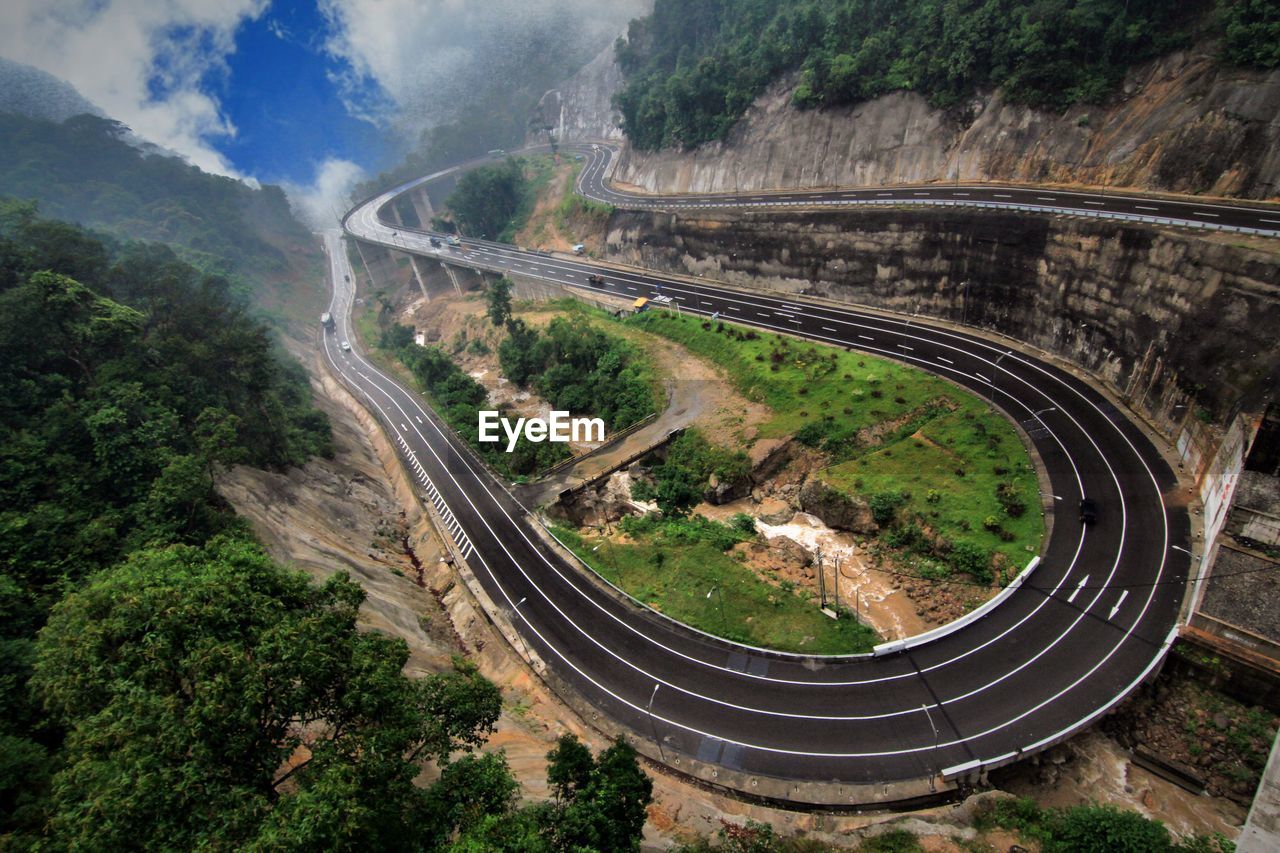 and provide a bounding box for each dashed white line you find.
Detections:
[1135,206,1159,212]
[1083,201,1104,206]
[858,334,875,341]
[821,326,838,332]
[994,193,1013,199]
[1194,211,1219,218]
[937,356,953,365]
[1036,196,1056,201]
